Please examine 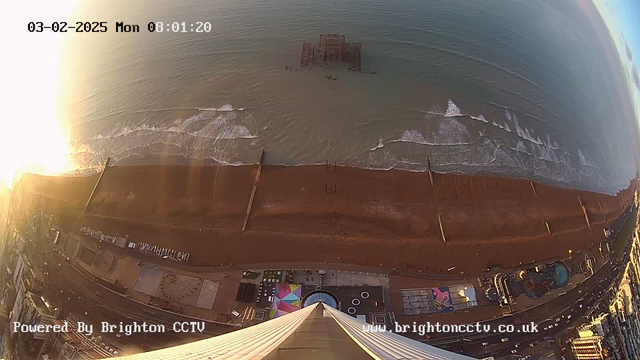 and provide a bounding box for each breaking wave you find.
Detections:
[367,99,609,191]
[197,104,247,112]
[370,138,385,151]
[69,98,624,194]
[444,99,461,117]
[72,105,257,168]
[421,100,569,154]
[128,104,249,113]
